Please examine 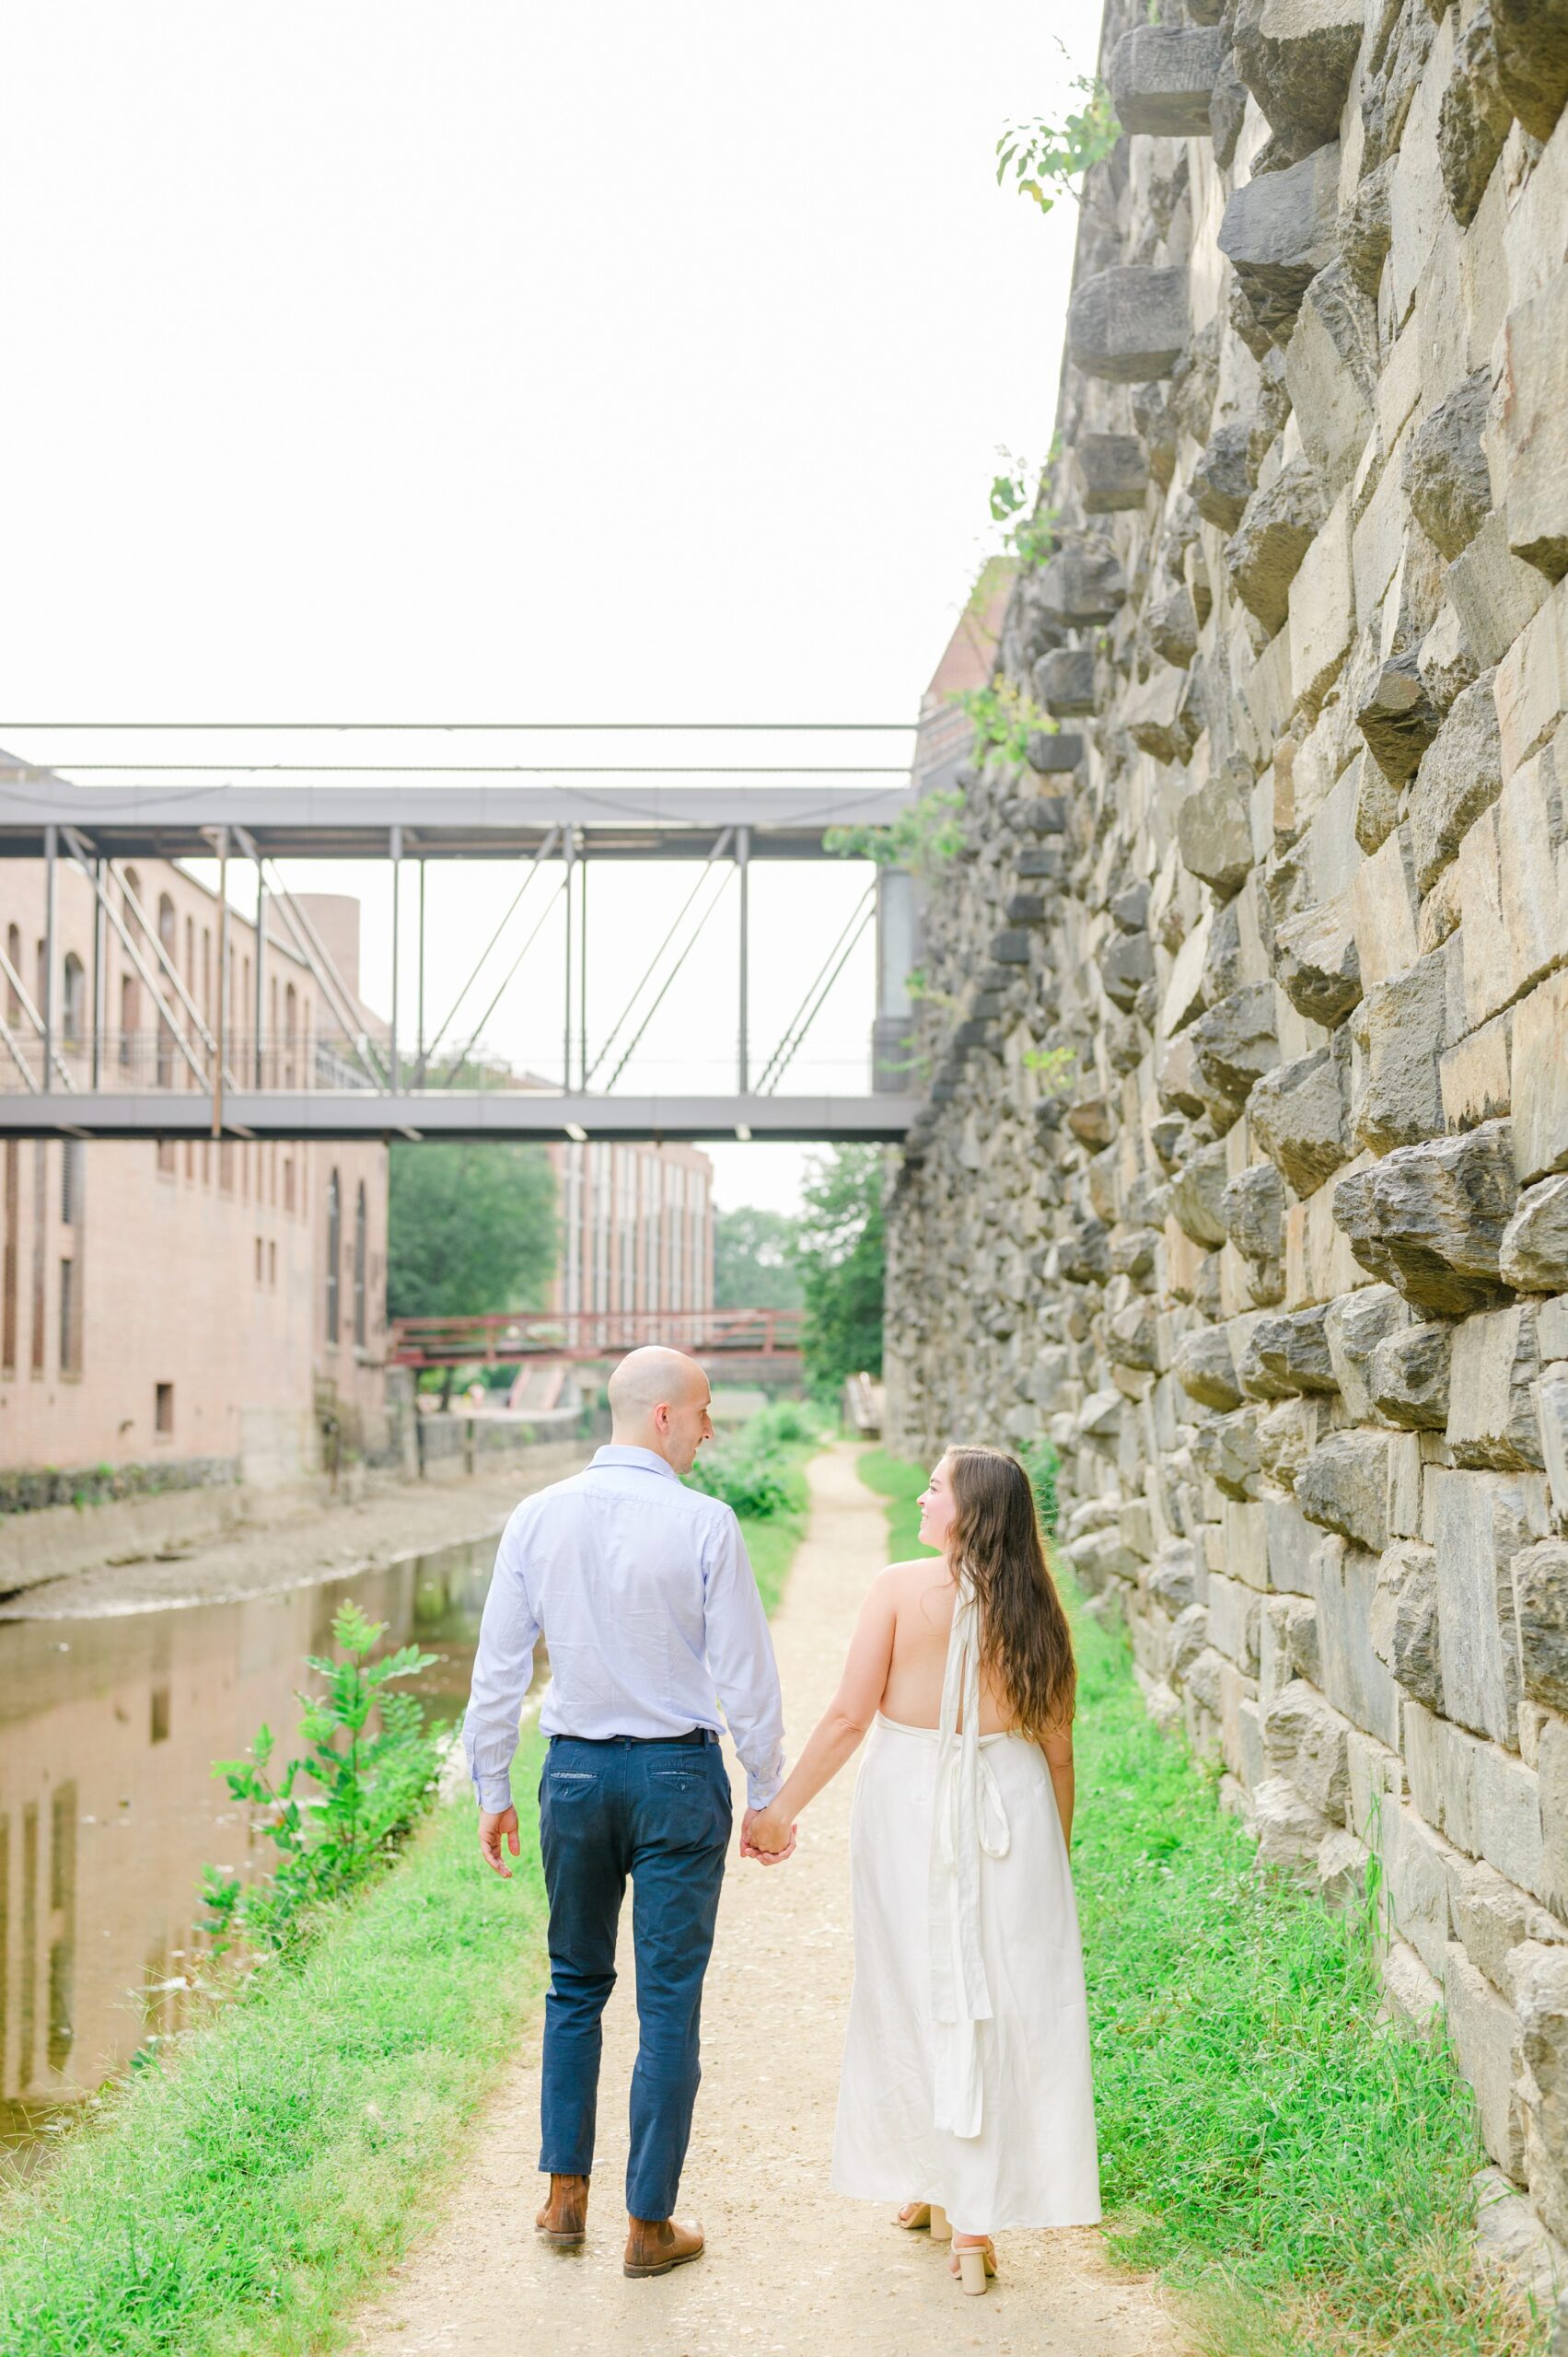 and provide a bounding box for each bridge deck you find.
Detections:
[0,1089,920,1143]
